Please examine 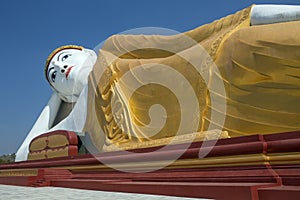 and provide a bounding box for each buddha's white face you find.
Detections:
[46,48,97,102]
